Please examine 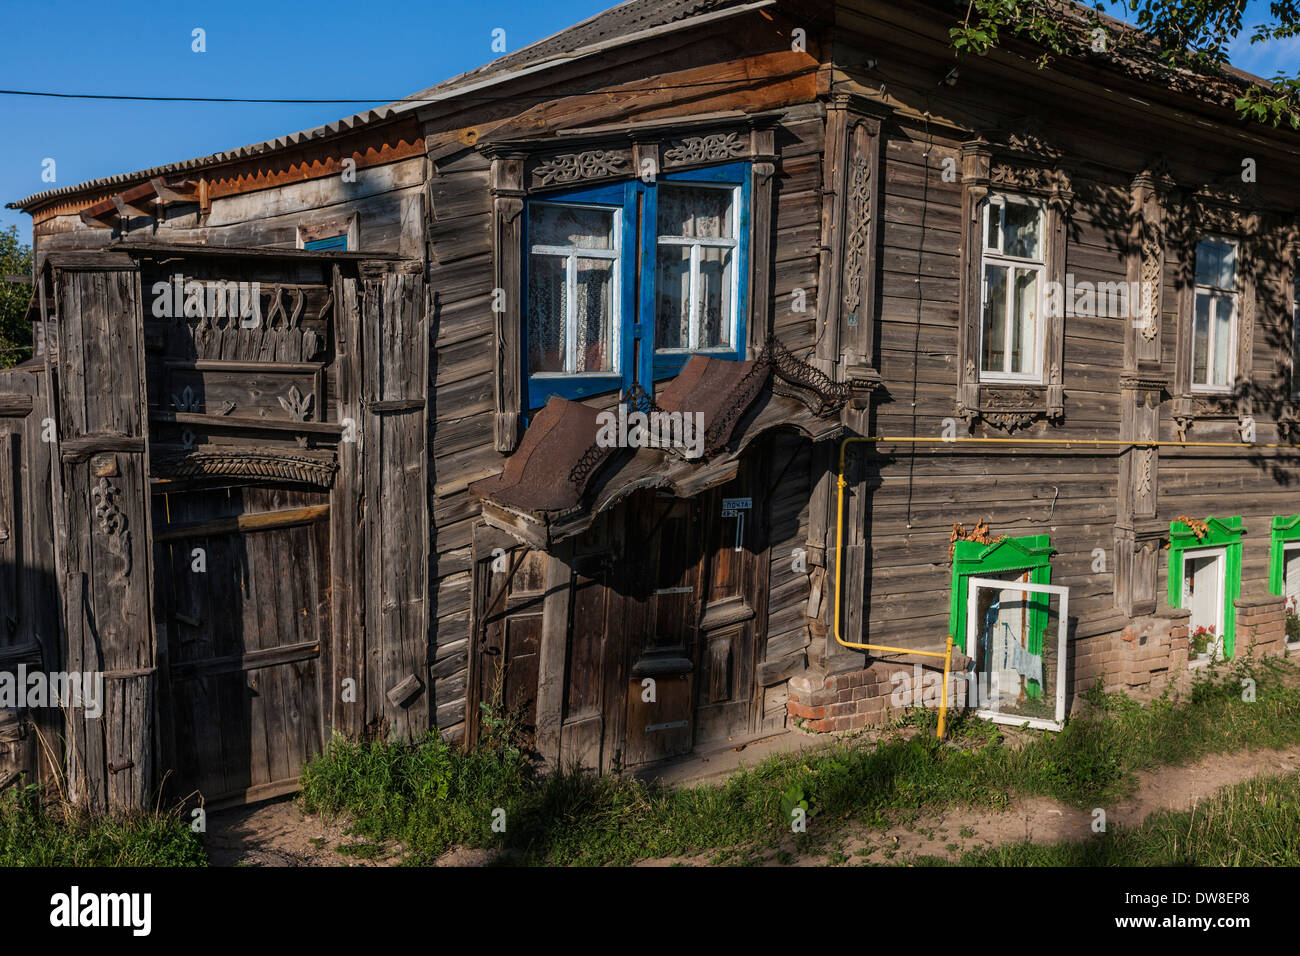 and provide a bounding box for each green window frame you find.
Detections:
[948,534,1054,653]
[1267,515,1300,596]
[1167,515,1244,658]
